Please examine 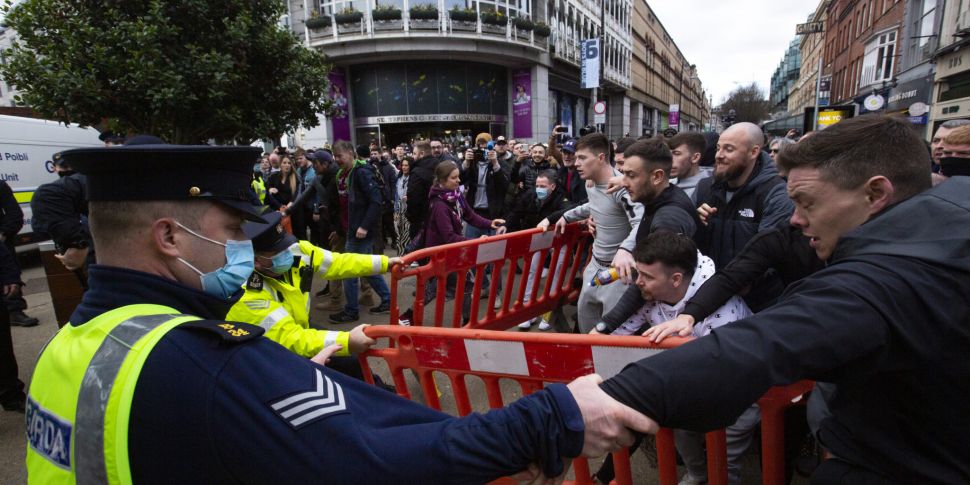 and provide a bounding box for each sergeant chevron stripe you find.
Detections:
[271,369,347,427]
